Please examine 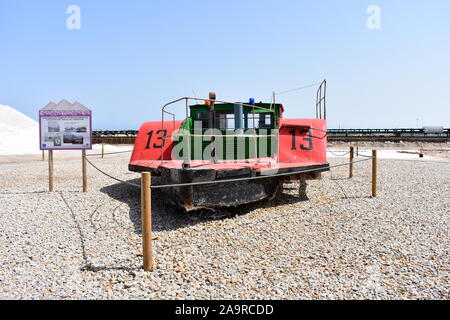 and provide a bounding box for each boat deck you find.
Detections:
[129,157,329,177]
